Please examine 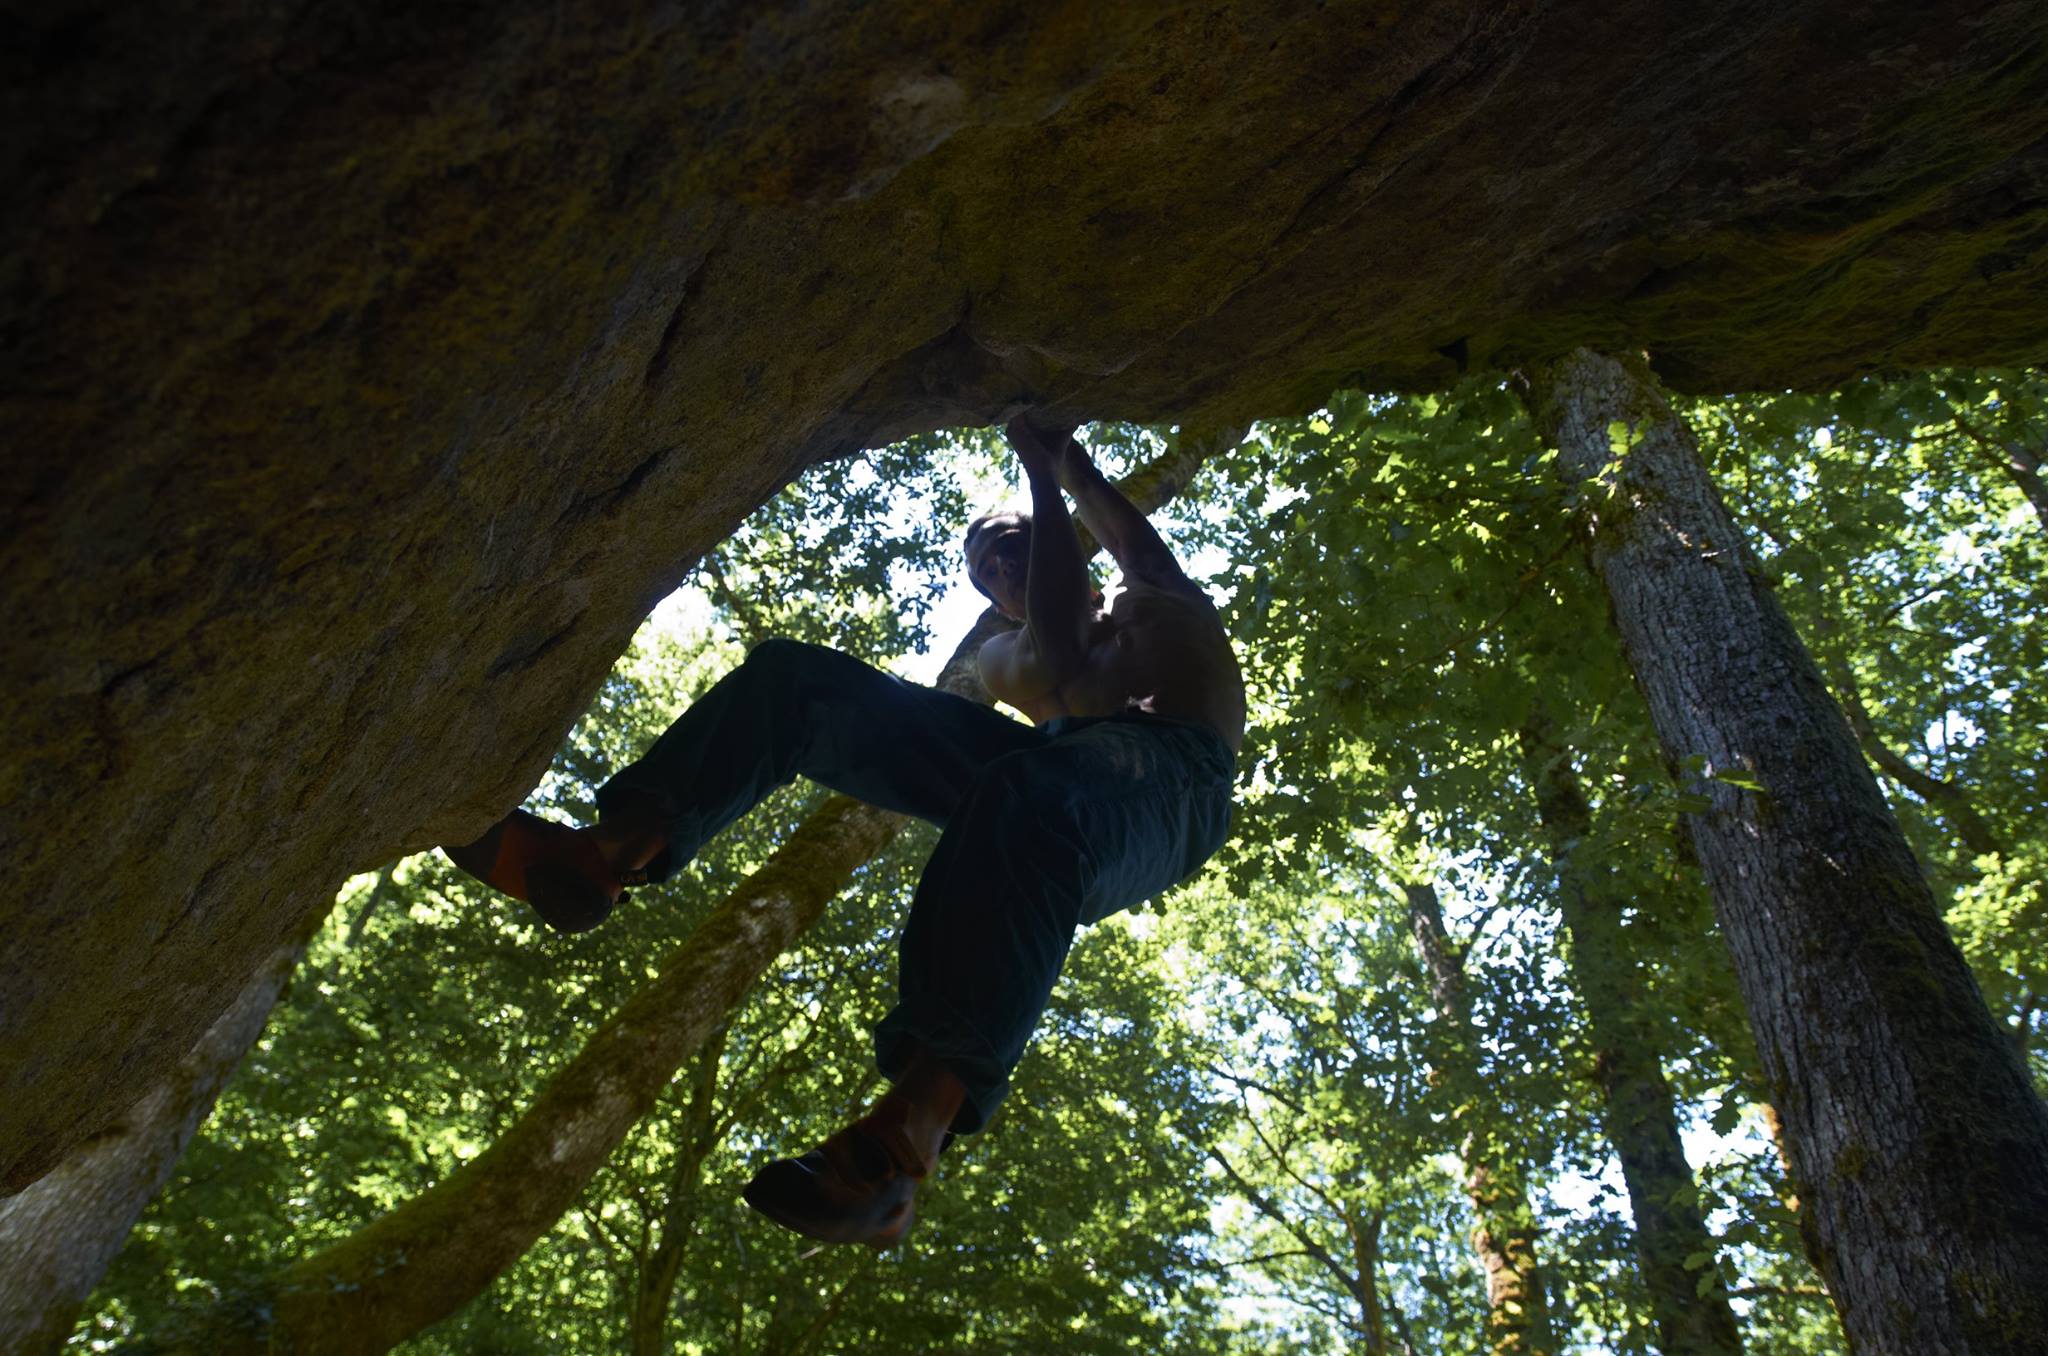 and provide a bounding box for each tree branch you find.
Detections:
[703,549,773,649]
[1825,657,2005,859]
[1206,1145,1371,1313]
[1952,411,2048,533]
